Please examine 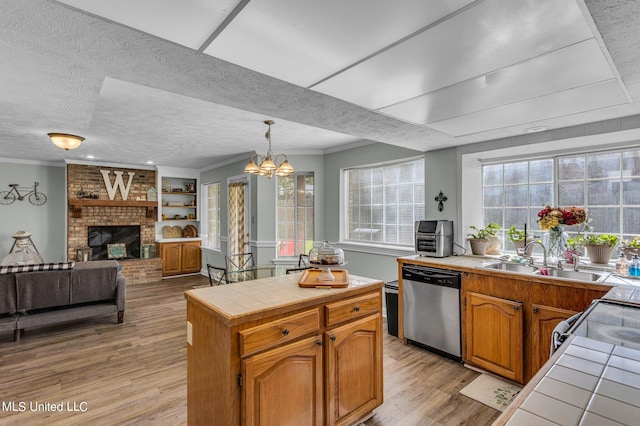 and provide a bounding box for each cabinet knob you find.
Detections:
[330,335,337,342]
[282,329,289,336]
[353,306,360,312]
[316,340,323,347]
[513,305,520,311]
[533,307,539,313]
